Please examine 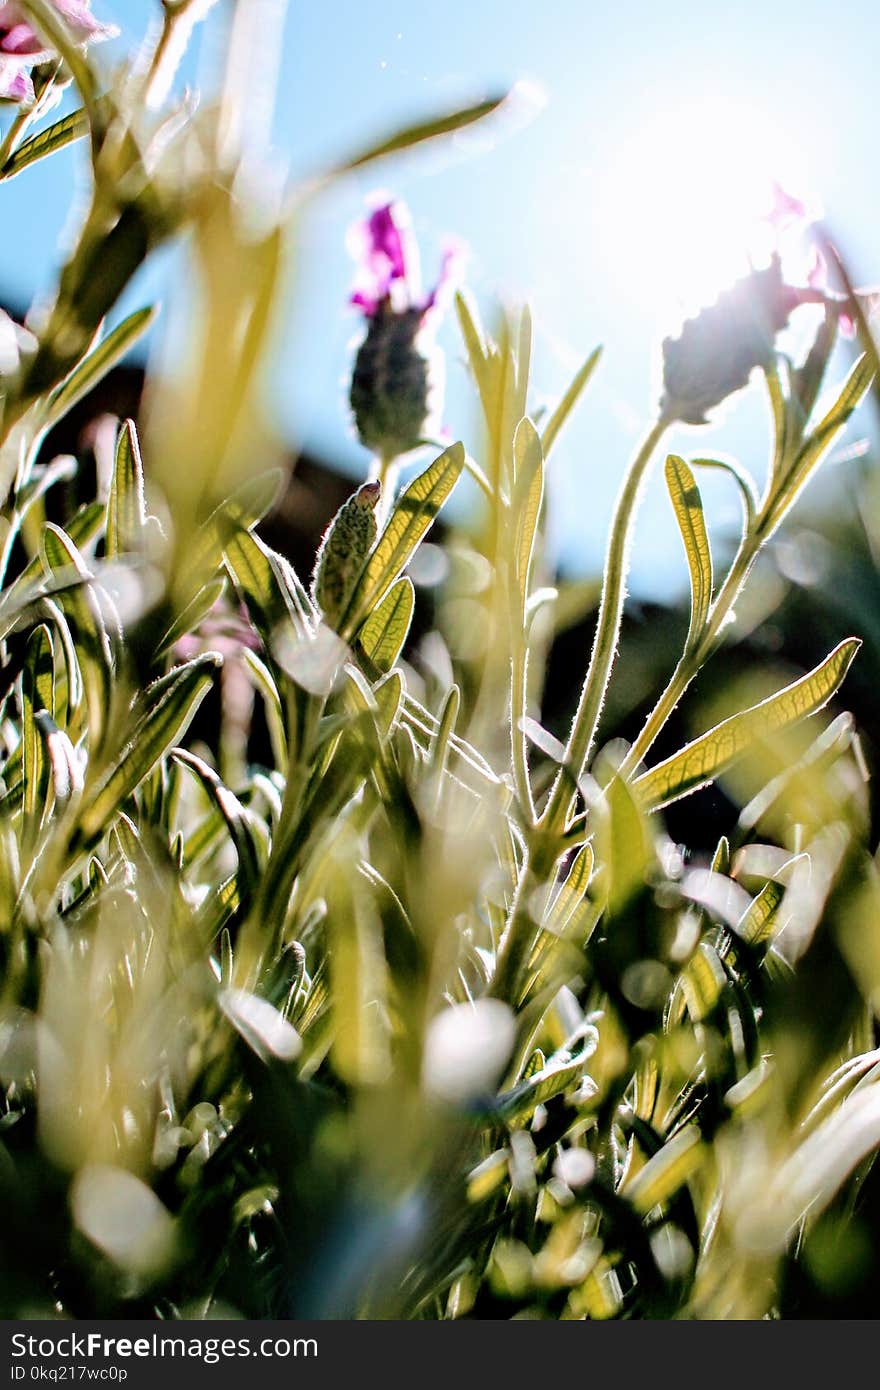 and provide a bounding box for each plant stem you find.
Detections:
[509,622,534,823]
[0,108,32,174]
[372,451,400,527]
[619,531,762,778]
[540,415,668,837]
